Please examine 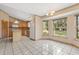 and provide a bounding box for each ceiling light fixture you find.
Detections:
[14,20,19,24]
[46,11,55,16]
